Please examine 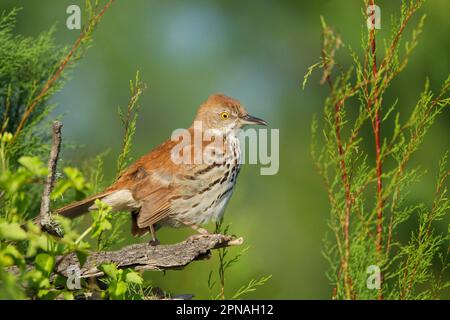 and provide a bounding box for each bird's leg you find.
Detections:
[148,224,160,246]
